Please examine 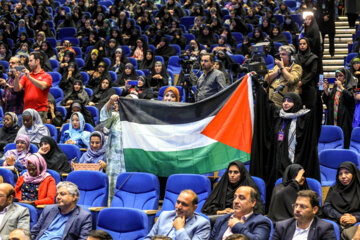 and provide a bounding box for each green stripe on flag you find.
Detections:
[124,142,250,177]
